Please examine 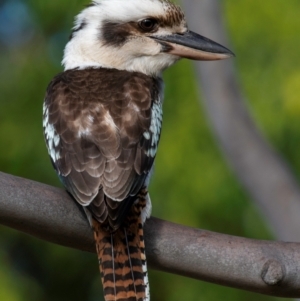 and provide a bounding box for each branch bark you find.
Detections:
[1,171,300,298]
[181,0,300,242]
